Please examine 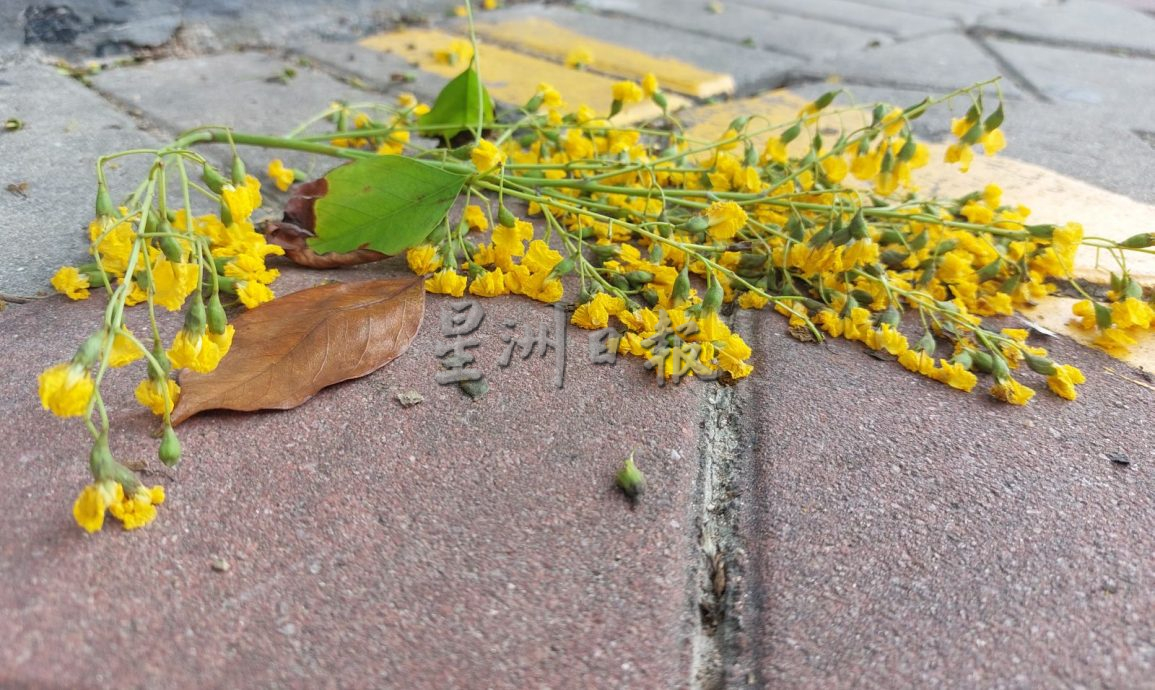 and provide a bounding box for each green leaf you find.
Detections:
[309,155,466,256]
[417,67,494,139]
